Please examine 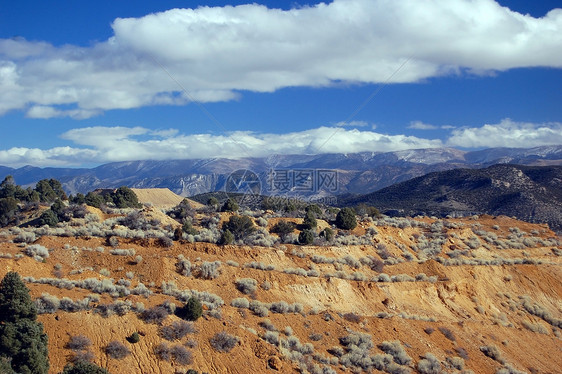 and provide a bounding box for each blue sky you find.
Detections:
[0,0,561,167]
